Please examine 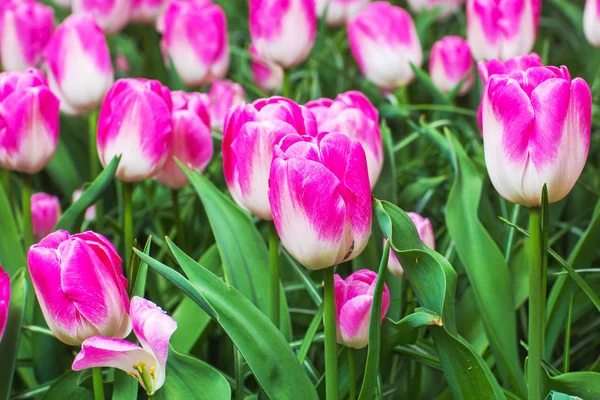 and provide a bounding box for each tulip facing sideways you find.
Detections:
[73,296,177,395]
[31,192,61,241]
[269,132,372,270]
[481,65,592,206]
[408,0,464,21]
[249,44,284,93]
[334,269,390,349]
[584,0,600,47]
[0,266,9,343]
[97,78,172,182]
[207,80,246,132]
[0,68,60,174]
[348,2,422,91]
[315,0,371,26]
[155,91,213,189]
[72,0,131,35]
[28,230,131,346]
[387,212,435,278]
[44,14,114,116]
[429,36,474,96]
